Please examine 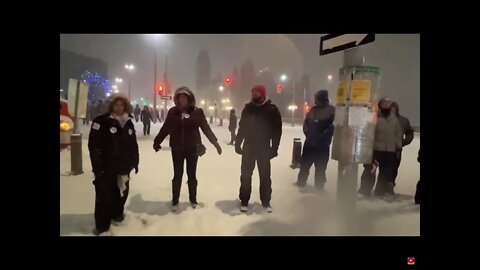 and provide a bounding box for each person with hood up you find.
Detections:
[227,109,237,145]
[153,86,222,211]
[235,85,282,213]
[295,90,335,192]
[141,105,152,136]
[390,101,414,184]
[358,97,402,199]
[88,93,139,236]
[134,104,141,123]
